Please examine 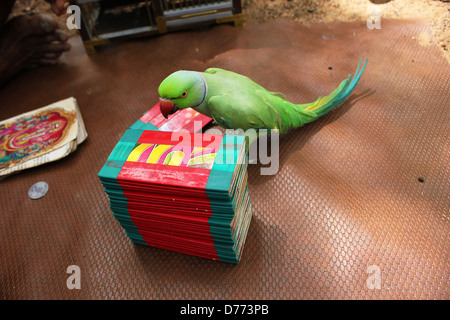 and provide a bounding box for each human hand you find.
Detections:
[45,0,70,16]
